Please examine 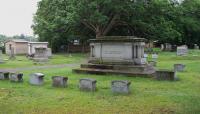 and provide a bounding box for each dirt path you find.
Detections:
[0,63,80,72]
